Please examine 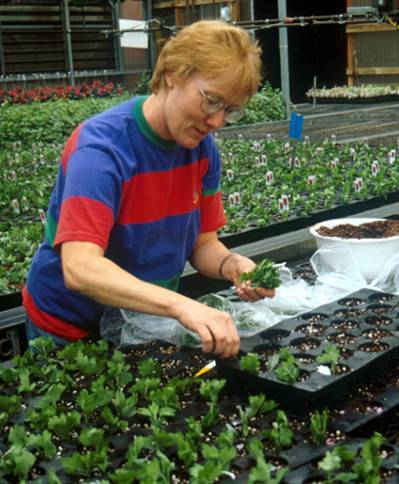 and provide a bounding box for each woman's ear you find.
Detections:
[165,72,174,88]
